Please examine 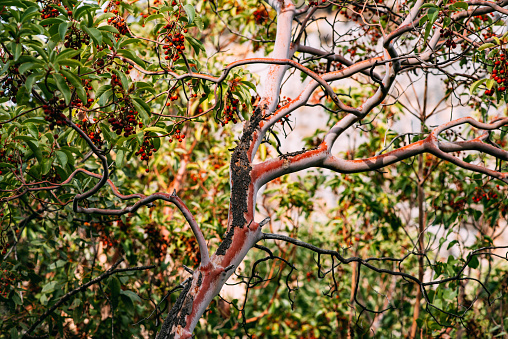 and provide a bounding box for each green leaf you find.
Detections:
[26,140,43,163]
[53,73,71,104]
[470,78,487,94]
[119,38,140,48]
[132,97,151,123]
[109,276,121,309]
[112,69,128,91]
[58,59,83,68]
[134,81,155,94]
[96,84,112,98]
[143,126,167,134]
[420,3,438,8]
[446,240,458,250]
[74,4,99,20]
[40,17,65,26]
[120,290,141,303]
[81,25,102,46]
[478,43,496,51]
[12,43,22,61]
[183,4,195,24]
[18,62,38,74]
[454,1,468,10]
[56,48,81,61]
[56,150,68,168]
[20,5,40,23]
[116,149,124,168]
[116,49,145,67]
[186,36,205,55]
[98,25,119,34]
[58,21,68,41]
[468,255,479,269]
[145,13,164,22]
[41,281,57,293]
[95,13,116,25]
[486,79,495,90]
[60,69,87,104]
